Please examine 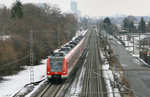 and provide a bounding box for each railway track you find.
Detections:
[82,28,107,97]
[37,81,65,97]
